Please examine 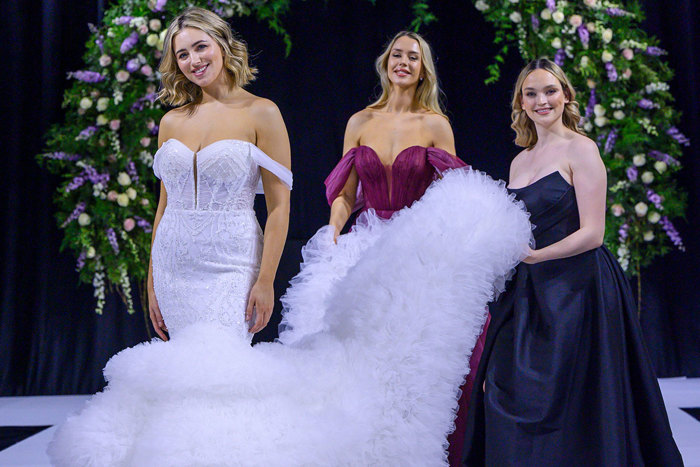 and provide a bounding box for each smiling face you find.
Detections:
[386,35,423,88]
[520,68,570,127]
[173,27,225,88]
